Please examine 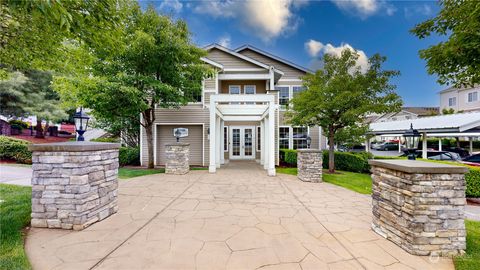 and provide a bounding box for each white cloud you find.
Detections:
[305,40,369,73]
[218,35,231,48]
[193,0,308,42]
[331,0,396,18]
[158,0,183,13]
